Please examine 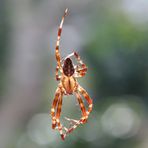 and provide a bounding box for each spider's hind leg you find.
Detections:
[66,86,93,134]
[55,93,65,140]
[50,87,61,129]
[78,85,93,118]
[75,92,88,123]
[51,85,69,140]
[64,92,88,135]
[54,92,69,140]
